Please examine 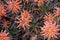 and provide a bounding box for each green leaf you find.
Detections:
[39,2,51,13]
